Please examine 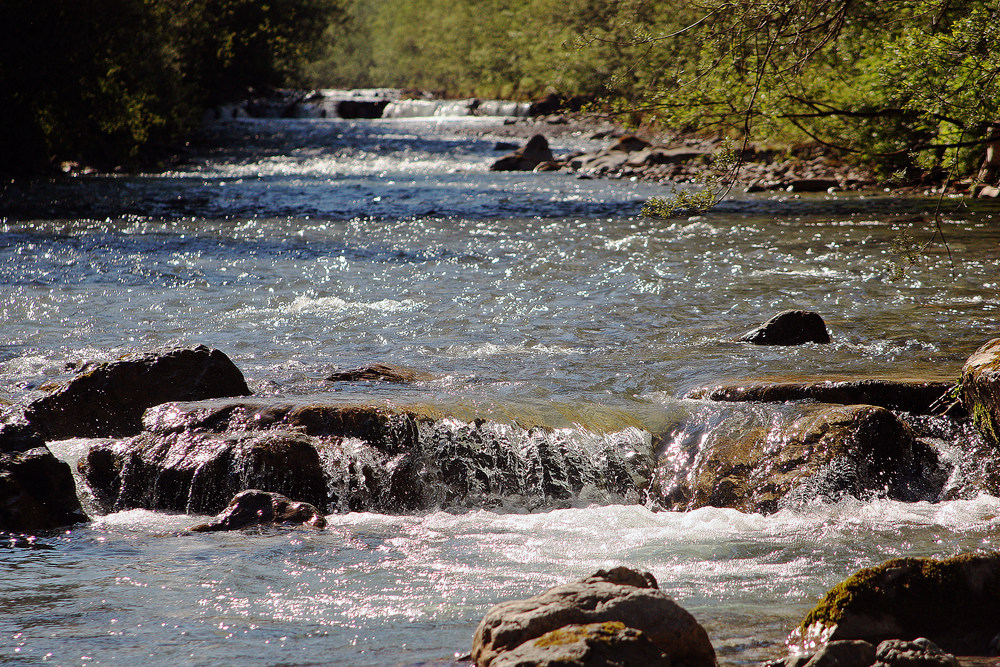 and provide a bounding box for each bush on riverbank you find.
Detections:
[1,0,338,174]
